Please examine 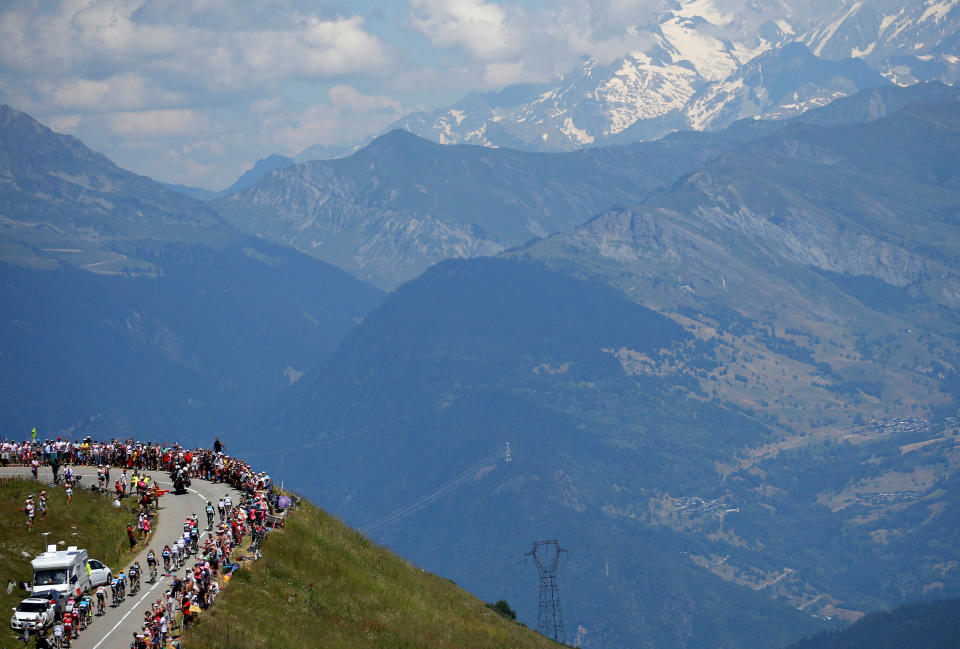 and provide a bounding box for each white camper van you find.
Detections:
[30,546,97,598]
